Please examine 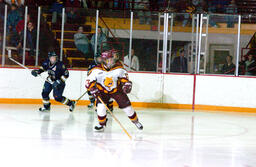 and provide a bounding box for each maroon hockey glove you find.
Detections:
[122,81,132,94]
[90,87,100,98]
